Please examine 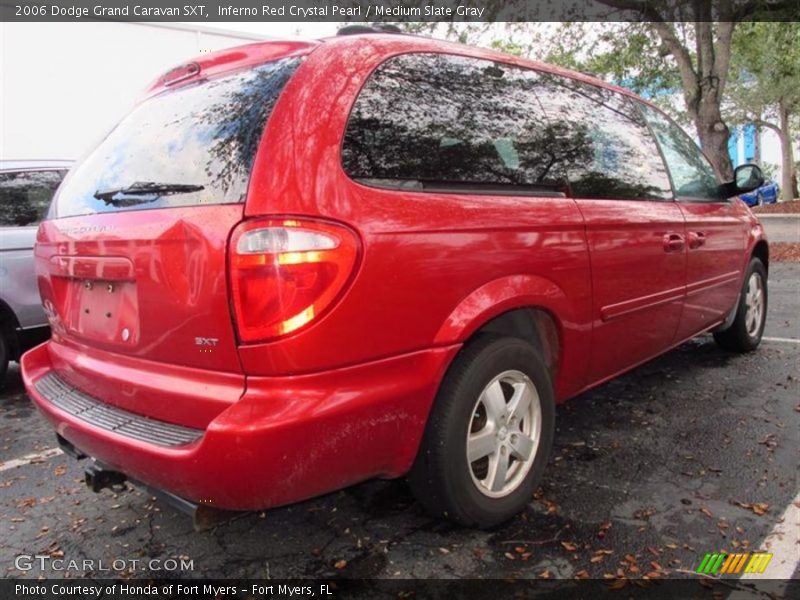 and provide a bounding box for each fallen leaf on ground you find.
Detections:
[769,242,800,263]
[735,501,769,515]
[751,199,800,215]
